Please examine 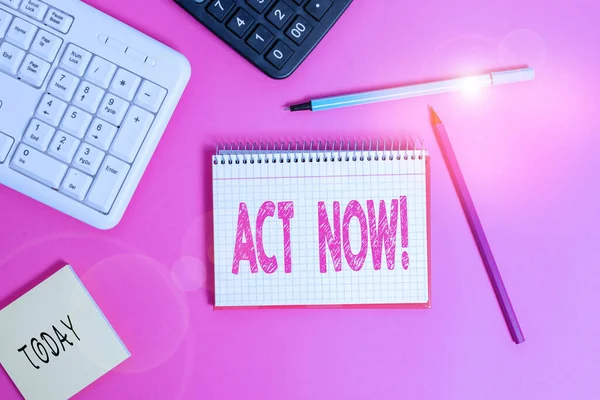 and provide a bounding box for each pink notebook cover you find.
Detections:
[212,143,431,309]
